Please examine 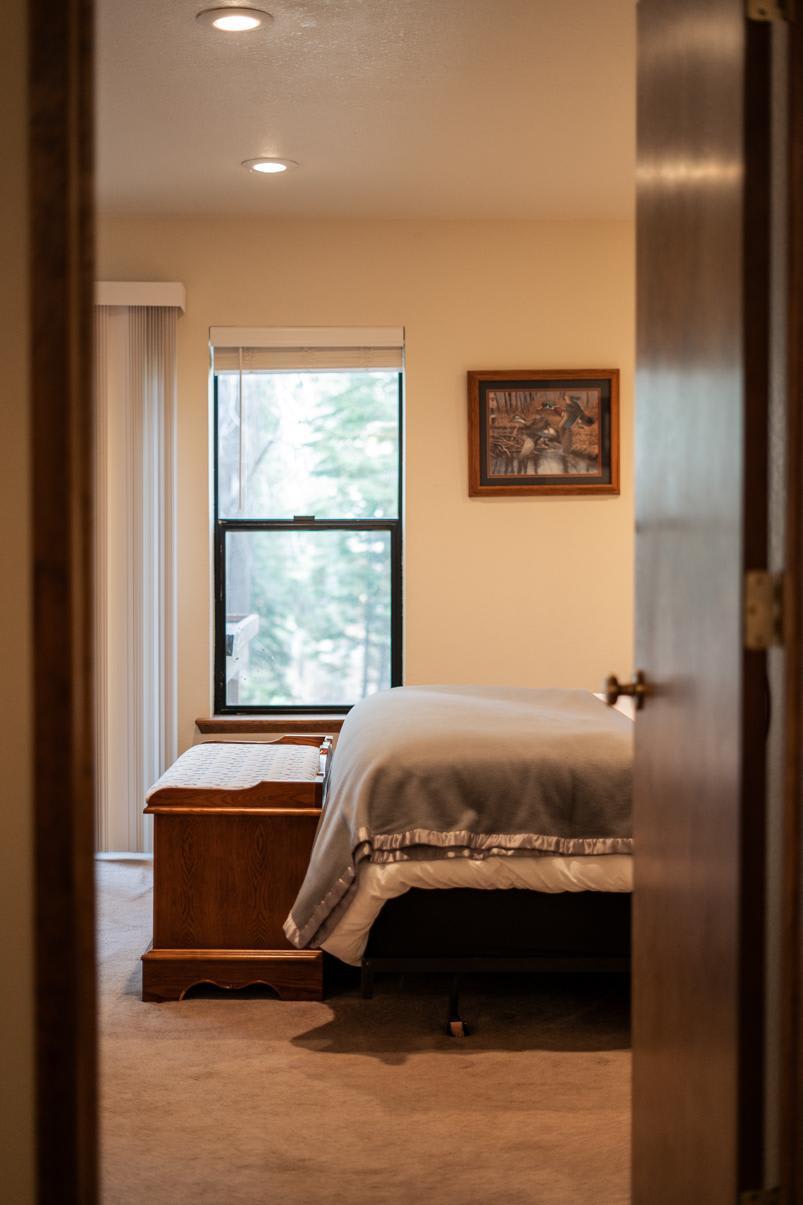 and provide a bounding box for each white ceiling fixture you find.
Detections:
[242,157,298,174]
[196,6,273,32]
